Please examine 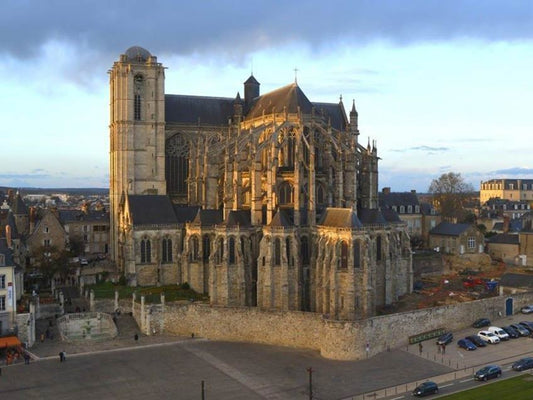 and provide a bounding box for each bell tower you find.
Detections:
[109,46,166,261]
